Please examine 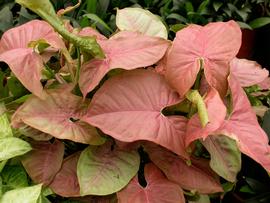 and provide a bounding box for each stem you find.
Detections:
[186,90,209,127]
[75,47,81,85]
